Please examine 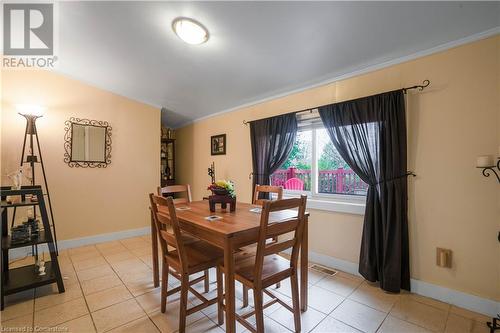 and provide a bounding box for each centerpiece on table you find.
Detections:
[207,180,236,212]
